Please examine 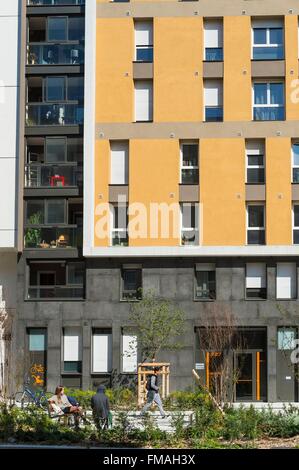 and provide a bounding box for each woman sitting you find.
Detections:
[48,386,82,418]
